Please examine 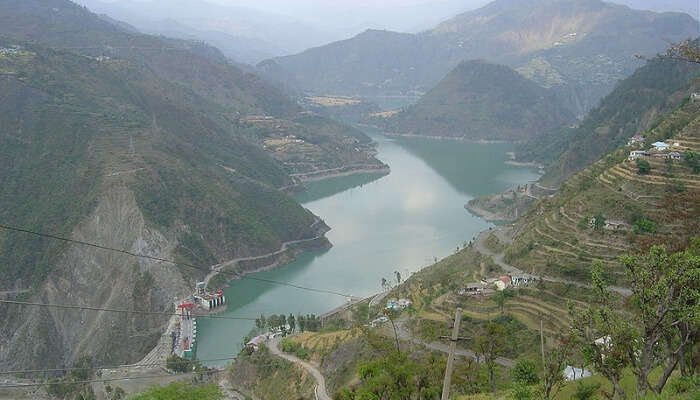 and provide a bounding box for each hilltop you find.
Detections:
[265,0,698,117]
[376,60,574,140]
[0,0,384,372]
